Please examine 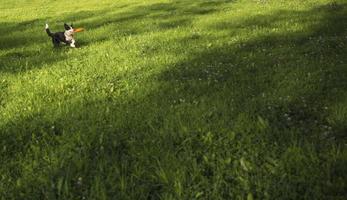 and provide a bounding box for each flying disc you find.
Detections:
[74,28,85,33]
